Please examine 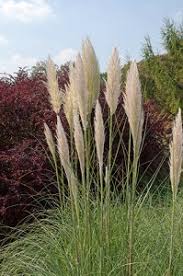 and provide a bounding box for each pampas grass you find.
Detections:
[124,61,144,155]
[74,112,85,179]
[168,108,183,275]
[94,100,105,271]
[105,48,121,115]
[169,108,183,198]
[46,57,62,114]
[56,115,70,182]
[94,100,105,174]
[64,64,78,130]
[82,38,100,112]
[3,38,183,276]
[123,61,144,276]
[72,54,89,130]
[44,122,56,161]
[102,49,122,270]
[94,101,105,274]
[35,45,183,276]
[104,47,121,199]
[44,122,61,203]
[64,85,74,130]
